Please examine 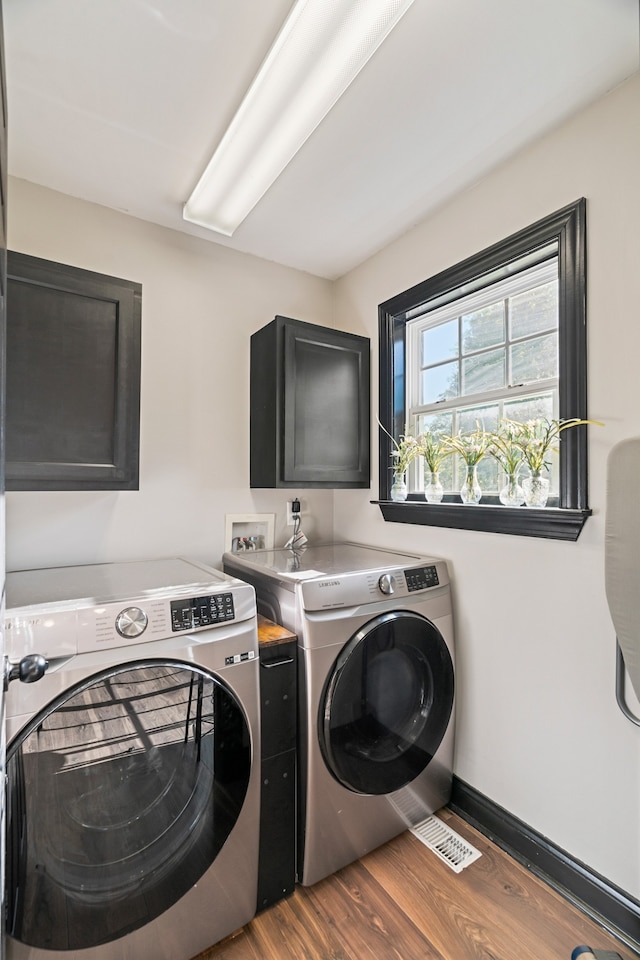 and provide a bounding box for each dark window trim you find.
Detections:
[376,198,590,541]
